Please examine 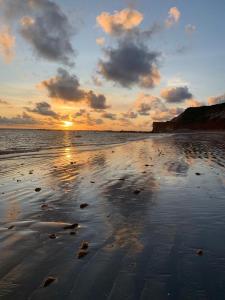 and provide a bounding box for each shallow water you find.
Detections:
[0,132,225,300]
